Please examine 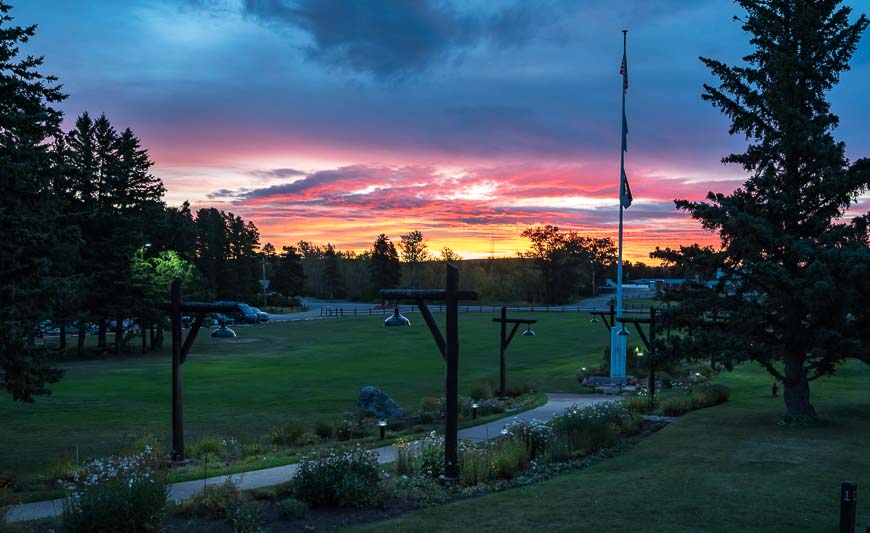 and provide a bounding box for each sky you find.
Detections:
[13,0,870,261]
